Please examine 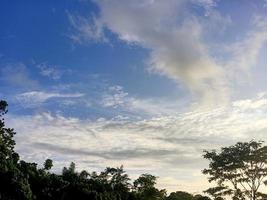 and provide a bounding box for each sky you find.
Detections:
[1,0,267,194]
